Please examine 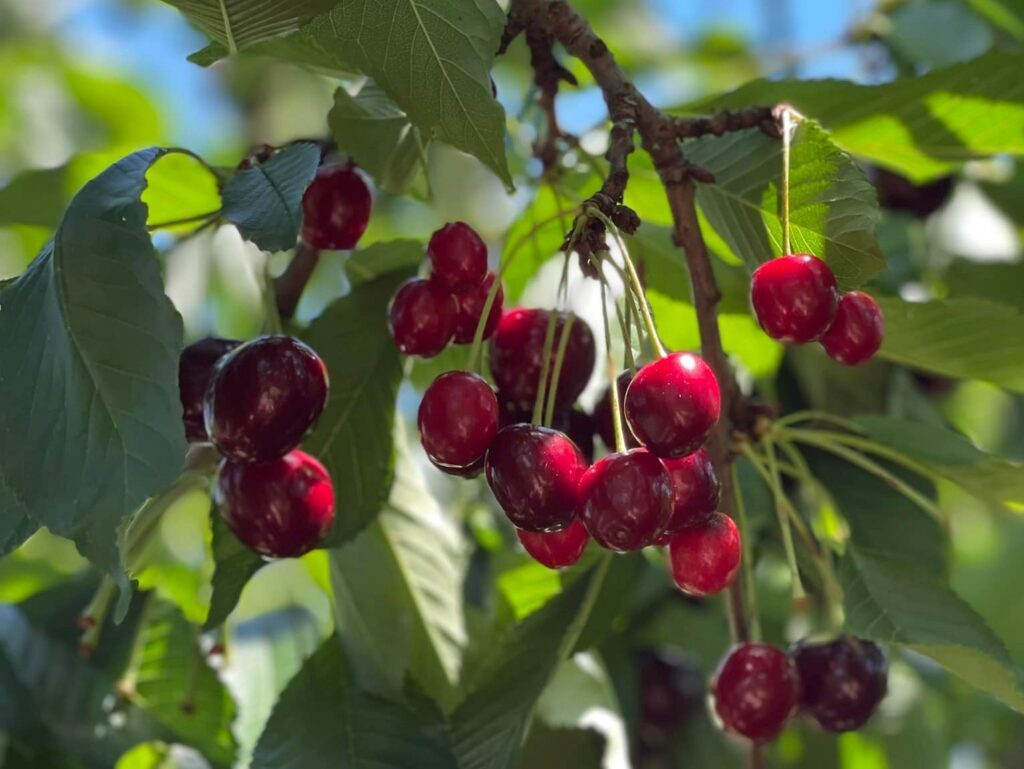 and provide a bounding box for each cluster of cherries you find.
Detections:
[750,253,884,365]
